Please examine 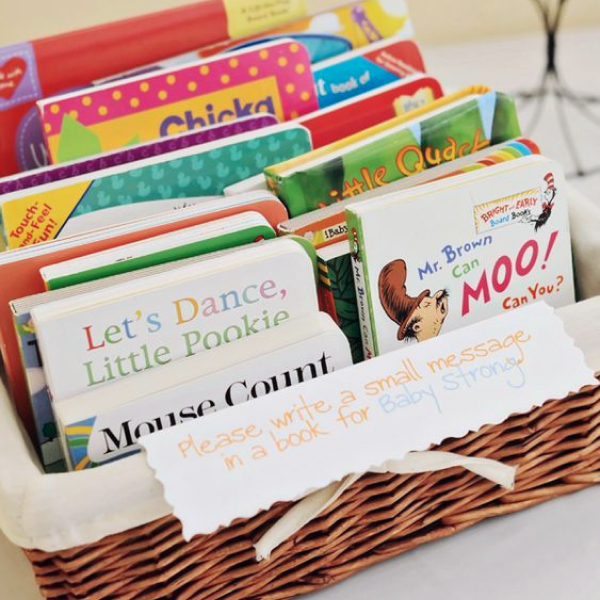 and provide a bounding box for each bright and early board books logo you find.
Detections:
[474,172,557,234]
